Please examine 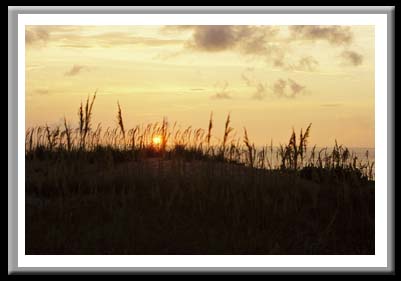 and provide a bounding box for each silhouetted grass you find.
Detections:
[25,93,374,254]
